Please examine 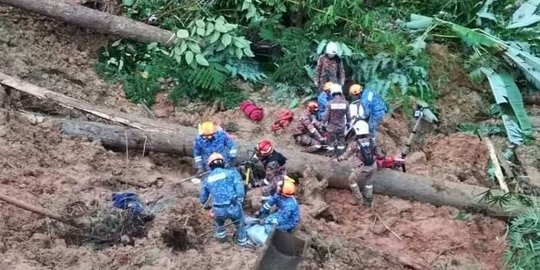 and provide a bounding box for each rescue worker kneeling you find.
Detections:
[337,120,384,207]
[199,153,248,246]
[293,101,327,152]
[255,178,300,234]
